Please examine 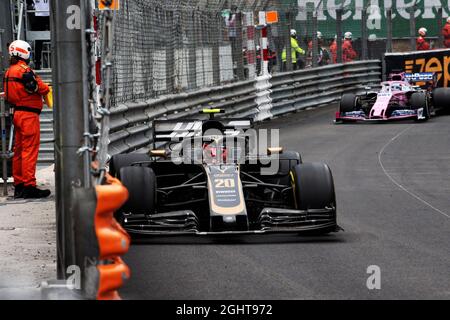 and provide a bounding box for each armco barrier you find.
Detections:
[269,60,381,116]
[108,60,381,157]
